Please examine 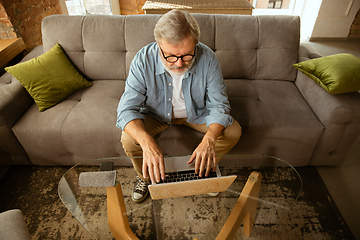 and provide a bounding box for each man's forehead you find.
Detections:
[159,38,196,55]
